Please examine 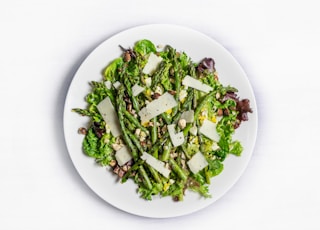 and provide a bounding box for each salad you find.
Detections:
[72,39,252,201]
